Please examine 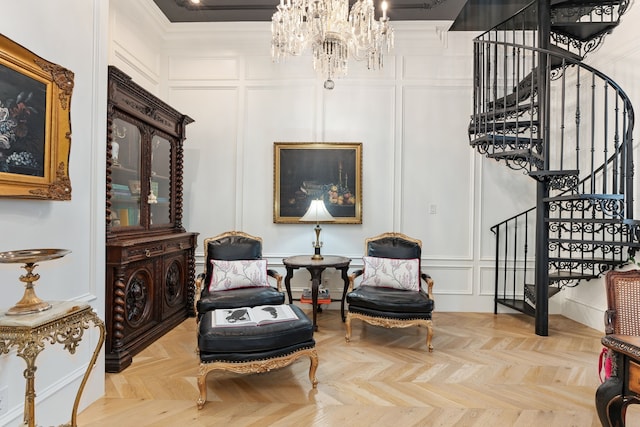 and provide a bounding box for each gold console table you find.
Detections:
[0,301,105,427]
